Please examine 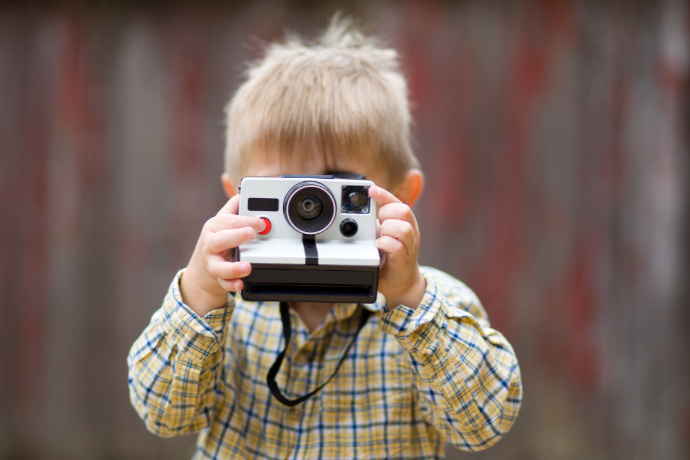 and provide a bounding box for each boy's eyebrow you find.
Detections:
[325,171,366,180]
[238,172,366,181]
